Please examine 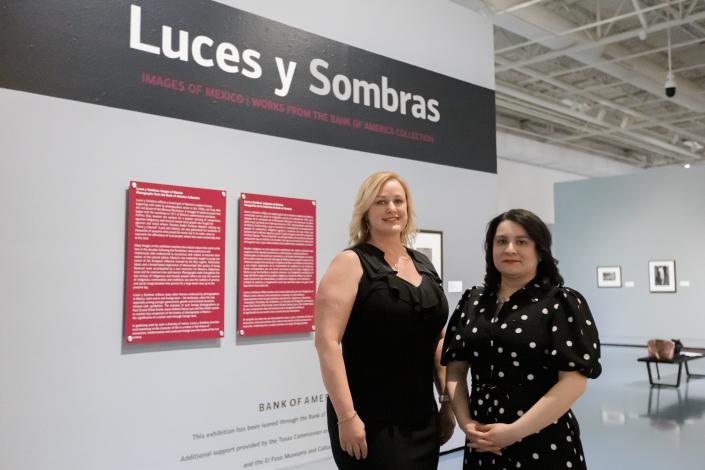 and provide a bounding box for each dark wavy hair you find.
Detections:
[483,209,564,291]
